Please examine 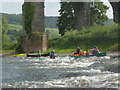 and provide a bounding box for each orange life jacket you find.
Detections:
[86,52,91,55]
[79,52,84,56]
[74,54,79,56]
